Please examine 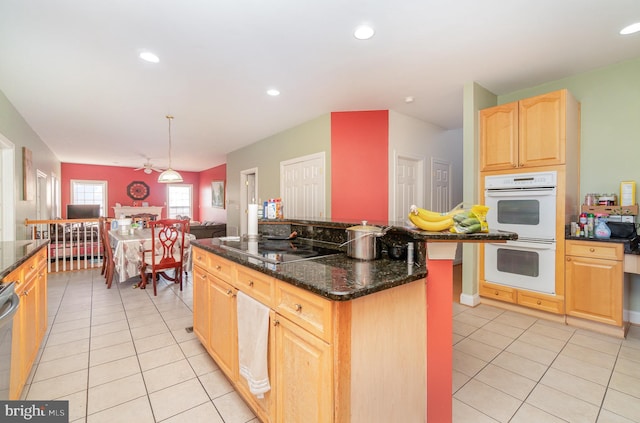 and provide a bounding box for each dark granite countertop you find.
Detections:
[192,226,517,301]
[0,240,50,281]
